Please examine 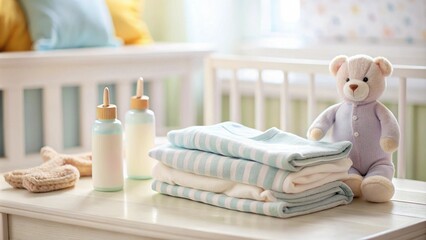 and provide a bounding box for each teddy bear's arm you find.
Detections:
[307,103,341,140]
[376,102,400,152]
